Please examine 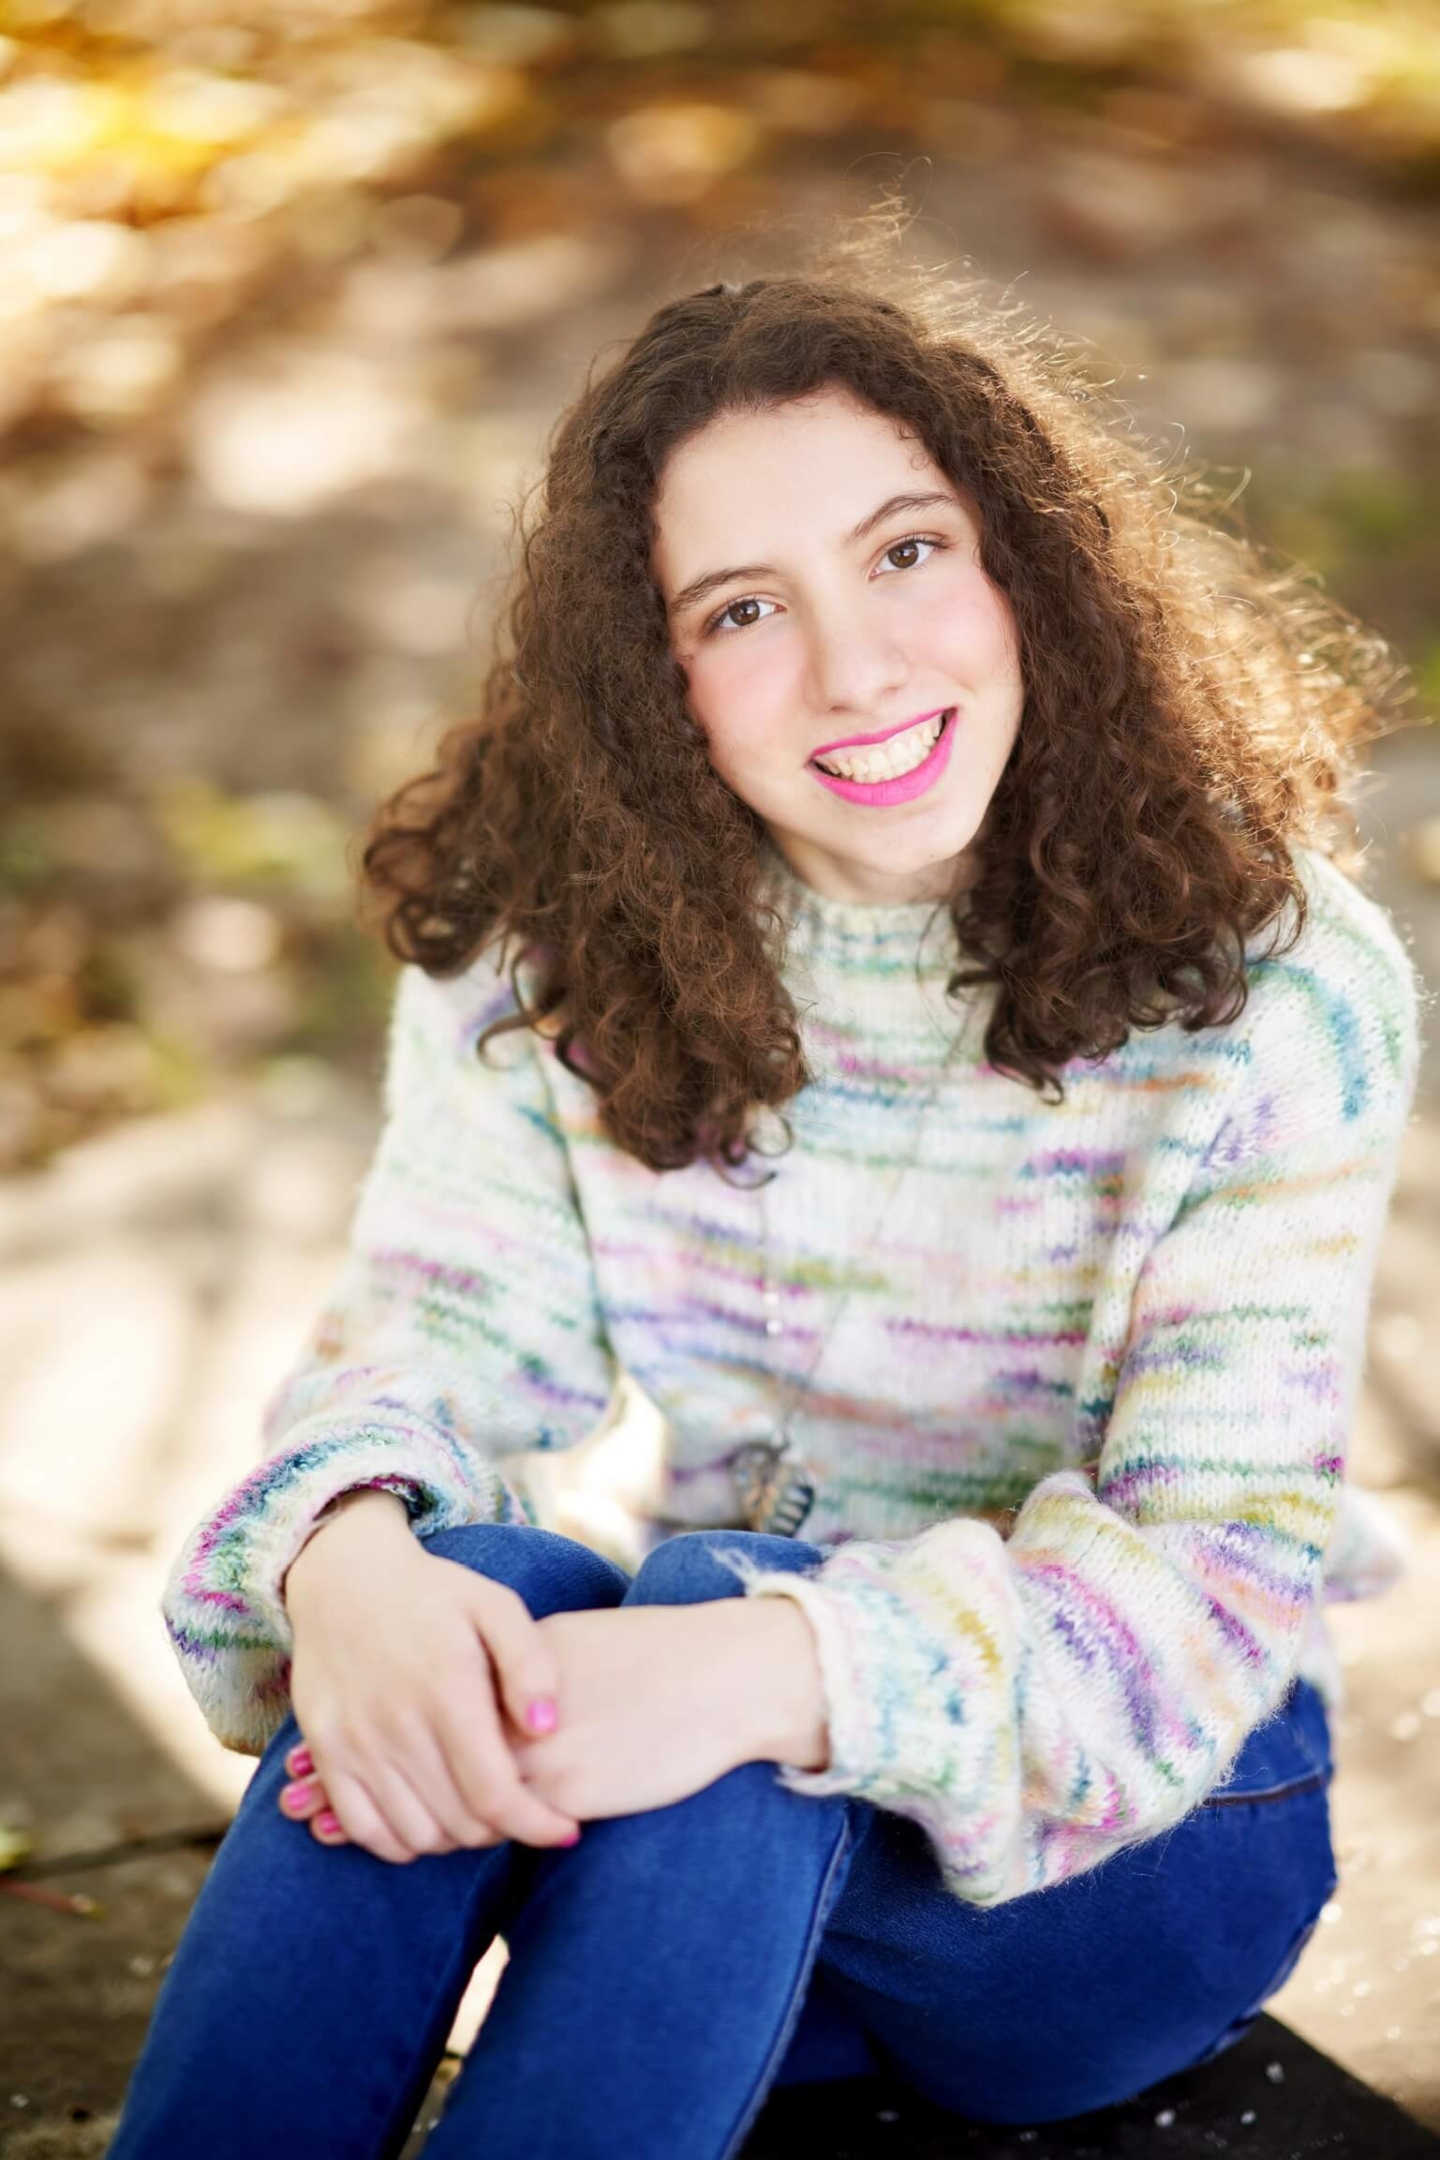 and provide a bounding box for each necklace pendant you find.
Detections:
[730,1437,816,1538]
